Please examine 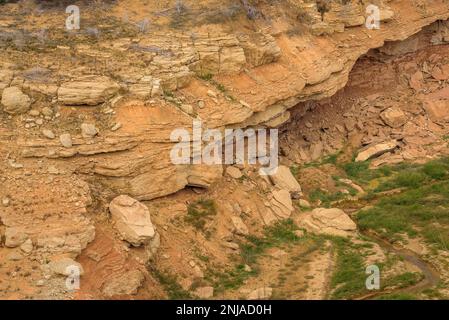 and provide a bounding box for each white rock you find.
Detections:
[109,195,156,246]
[298,208,356,237]
[226,166,243,179]
[269,165,302,198]
[81,123,98,138]
[42,129,55,139]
